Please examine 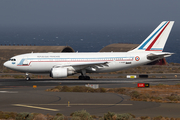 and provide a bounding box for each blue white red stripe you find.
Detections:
[138,21,169,51]
[146,21,170,51]
[17,57,134,66]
